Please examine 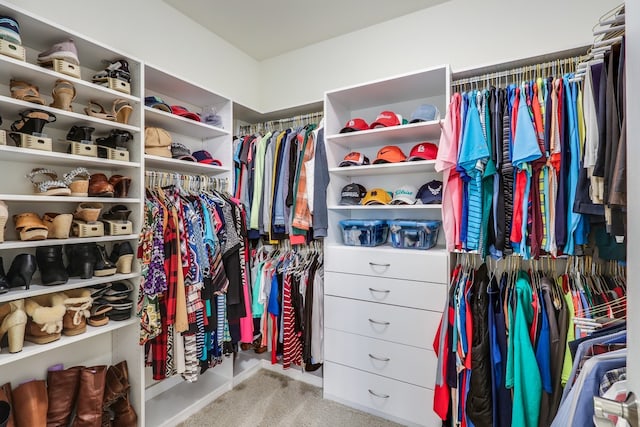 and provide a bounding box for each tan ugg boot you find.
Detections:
[24,294,65,344]
[59,289,92,336]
